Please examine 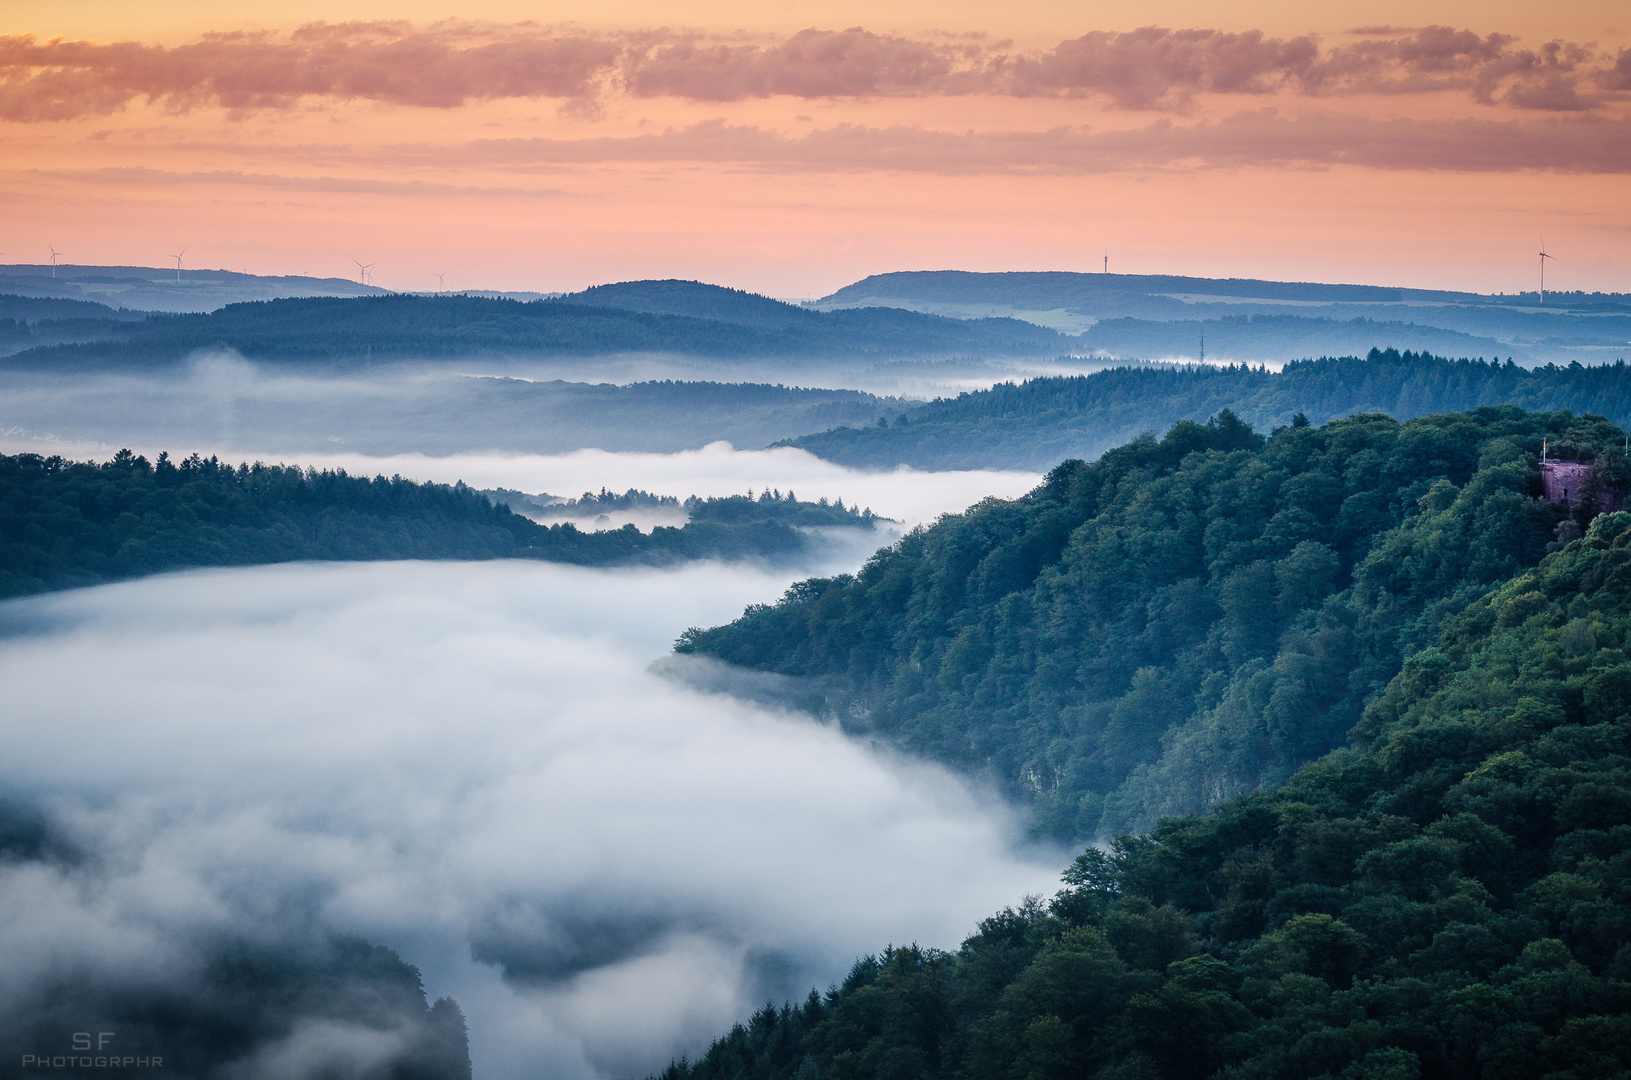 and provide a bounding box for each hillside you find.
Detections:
[662,506,1631,1080]
[783,351,1631,471]
[0,289,1065,370]
[682,406,1629,840]
[0,450,879,599]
